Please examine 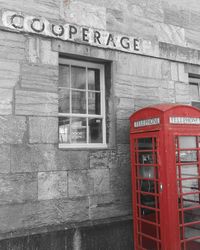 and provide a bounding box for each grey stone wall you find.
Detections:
[0,0,199,242]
